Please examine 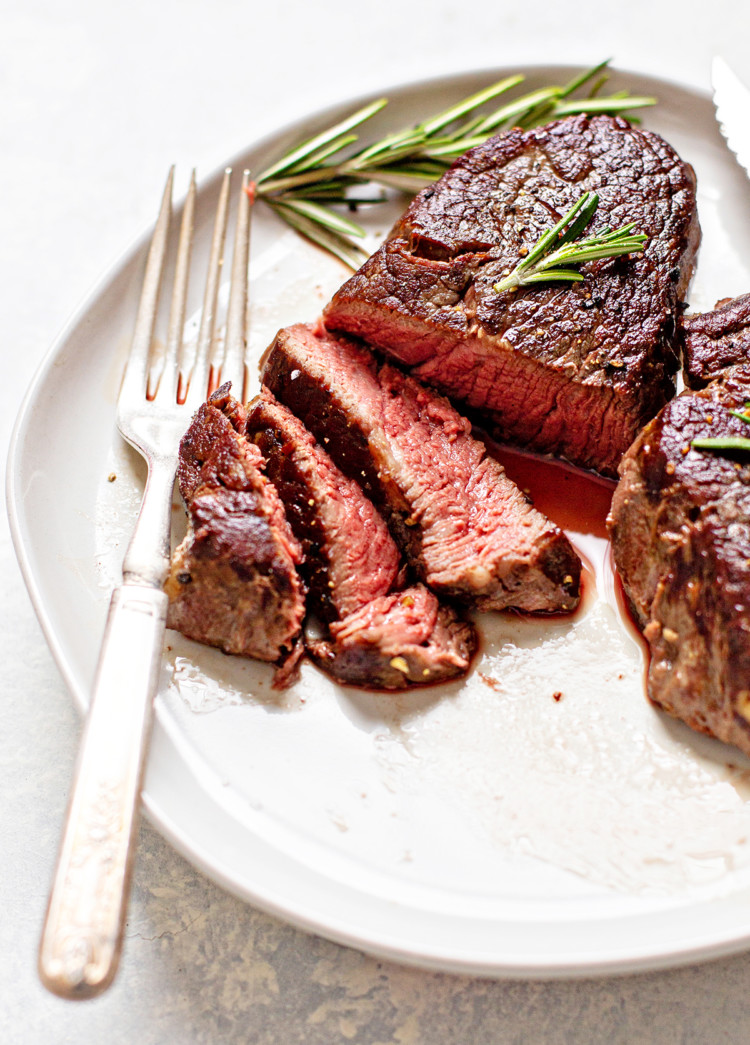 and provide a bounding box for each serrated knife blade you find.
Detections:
[712,56,750,179]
